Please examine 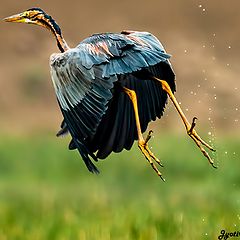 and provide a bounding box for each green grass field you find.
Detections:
[0,133,239,240]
